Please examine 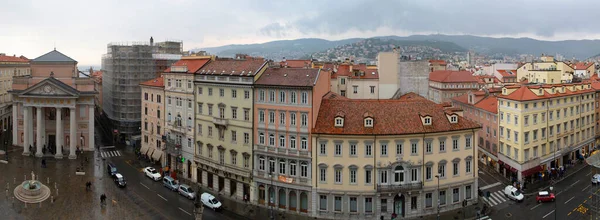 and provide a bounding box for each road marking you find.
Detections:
[480,182,502,190]
[583,185,591,192]
[115,151,121,156]
[140,182,150,190]
[530,203,542,210]
[179,207,192,216]
[543,210,555,218]
[479,176,489,185]
[570,180,580,187]
[100,146,115,149]
[157,194,167,201]
[587,172,592,176]
[556,191,563,196]
[565,196,575,204]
